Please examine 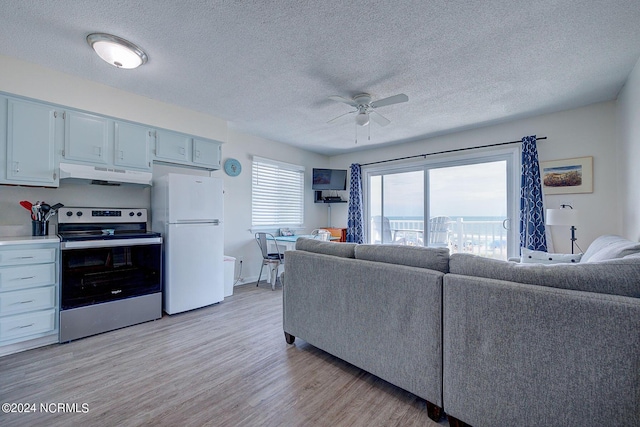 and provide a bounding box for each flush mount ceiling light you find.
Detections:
[87,33,148,69]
